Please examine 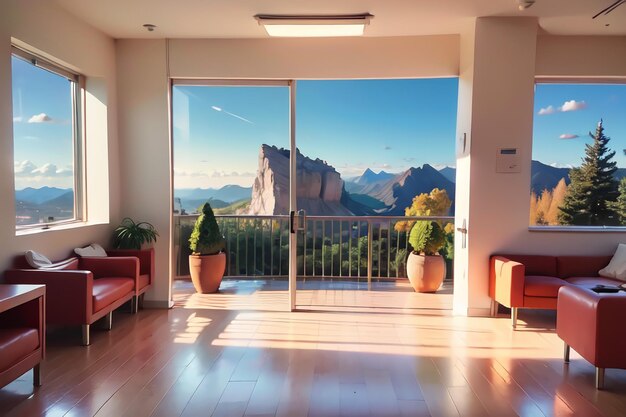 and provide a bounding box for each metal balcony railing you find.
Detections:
[174,214,454,282]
